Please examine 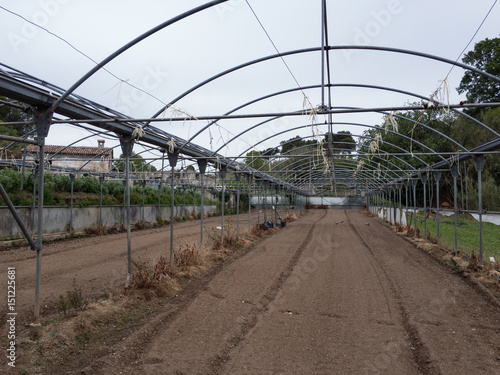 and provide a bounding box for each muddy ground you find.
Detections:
[1,209,499,374]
